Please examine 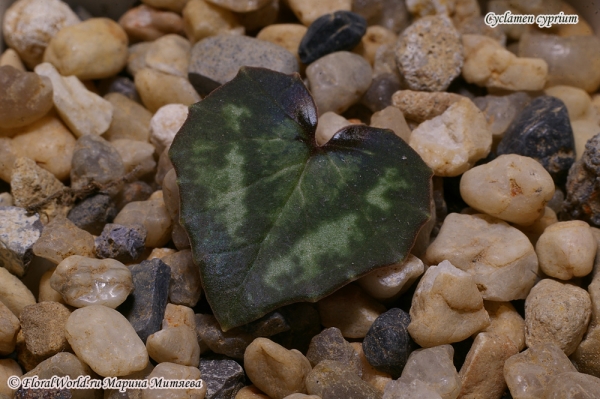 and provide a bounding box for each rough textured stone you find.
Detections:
[0,206,43,277]
[542,372,600,398]
[103,92,152,143]
[497,96,575,185]
[0,301,19,355]
[504,342,577,399]
[482,301,526,352]
[0,266,36,318]
[391,90,463,124]
[114,195,173,248]
[34,63,113,137]
[306,360,381,399]
[146,325,200,366]
[118,4,184,42]
[383,379,442,399]
[0,65,53,129]
[200,359,245,399]
[409,97,492,177]
[195,314,253,360]
[0,194,13,207]
[425,213,538,301]
[188,35,298,96]
[144,362,206,399]
[525,279,591,356]
[395,16,463,92]
[244,338,312,399]
[473,92,531,139]
[2,0,80,68]
[572,261,600,377]
[306,51,372,115]
[162,304,196,331]
[67,194,118,236]
[19,302,70,358]
[362,308,414,378]
[460,154,555,226]
[115,181,154,212]
[150,104,189,154]
[95,223,147,263]
[15,329,46,372]
[299,11,366,64]
[358,255,423,302]
[306,327,361,377]
[182,0,244,44]
[408,260,490,348]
